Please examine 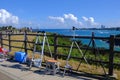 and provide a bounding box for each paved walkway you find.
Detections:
[0,71,14,80]
[0,60,109,80]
